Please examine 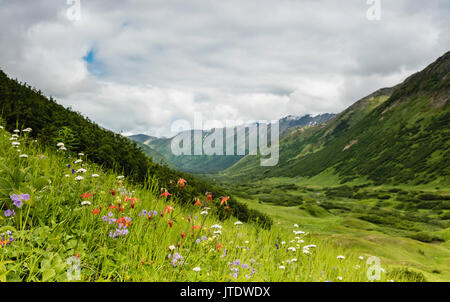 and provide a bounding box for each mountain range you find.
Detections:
[224,51,449,186]
[128,113,336,173]
[130,51,449,187]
